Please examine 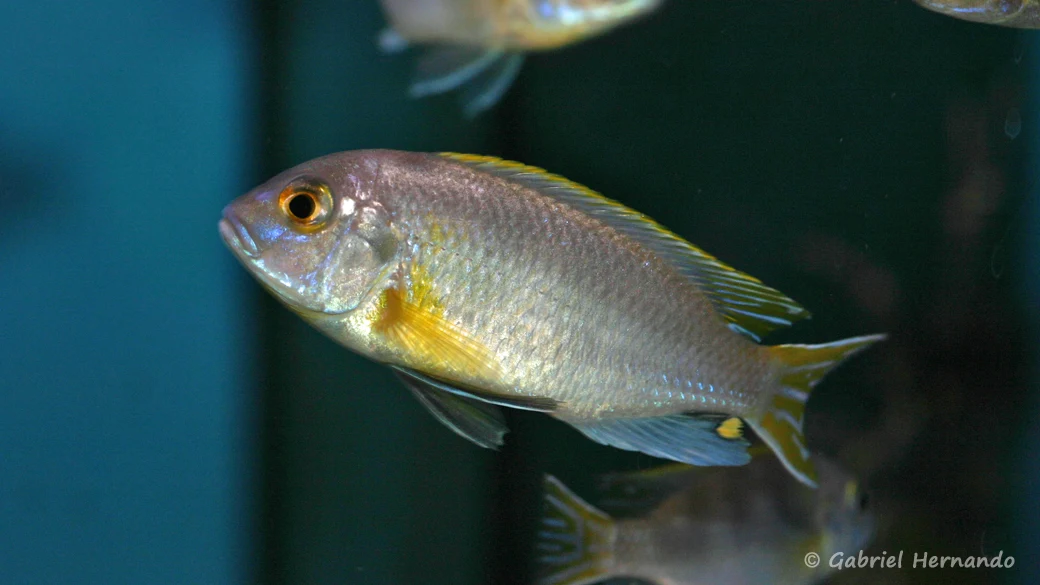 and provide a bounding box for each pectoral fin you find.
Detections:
[570,413,751,467]
[394,368,508,448]
[373,285,503,383]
